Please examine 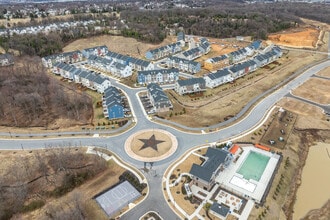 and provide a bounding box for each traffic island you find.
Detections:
[124,129,178,162]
